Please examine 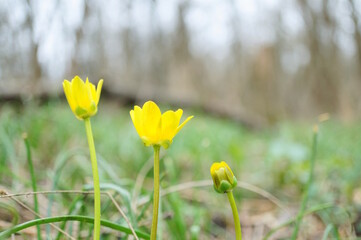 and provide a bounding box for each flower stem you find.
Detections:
[150,145,160,240]
[227,191,242,240]
[84,118,101,239]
